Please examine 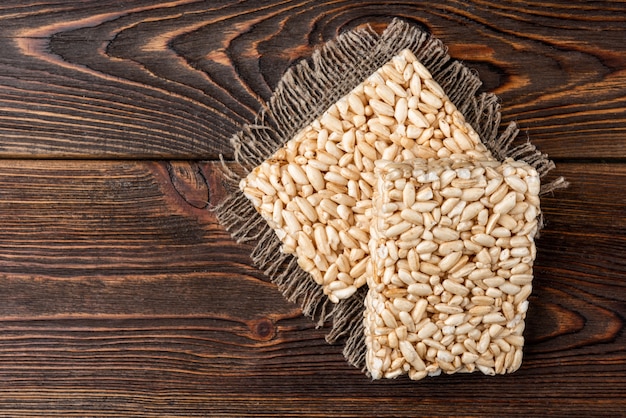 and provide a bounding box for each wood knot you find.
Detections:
[248,318,276,341]
[167,161,209,209]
